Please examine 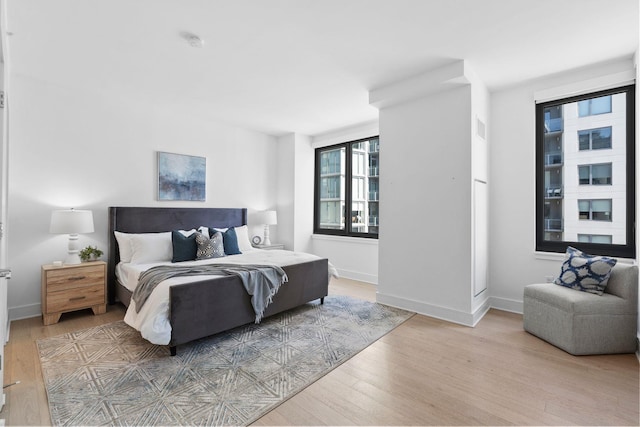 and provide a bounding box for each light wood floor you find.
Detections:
[2,277,638,426]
